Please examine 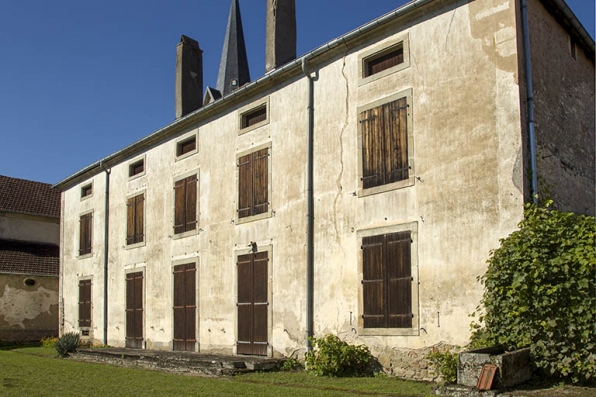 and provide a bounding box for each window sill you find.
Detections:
[125,241,146,250]
[358,176,415,198]
[175,150,197,162]
[236,210,272,225]
[358,327,419,337]
[77,253,93,260]
[238,119,269,136]
[172,228,198,240]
